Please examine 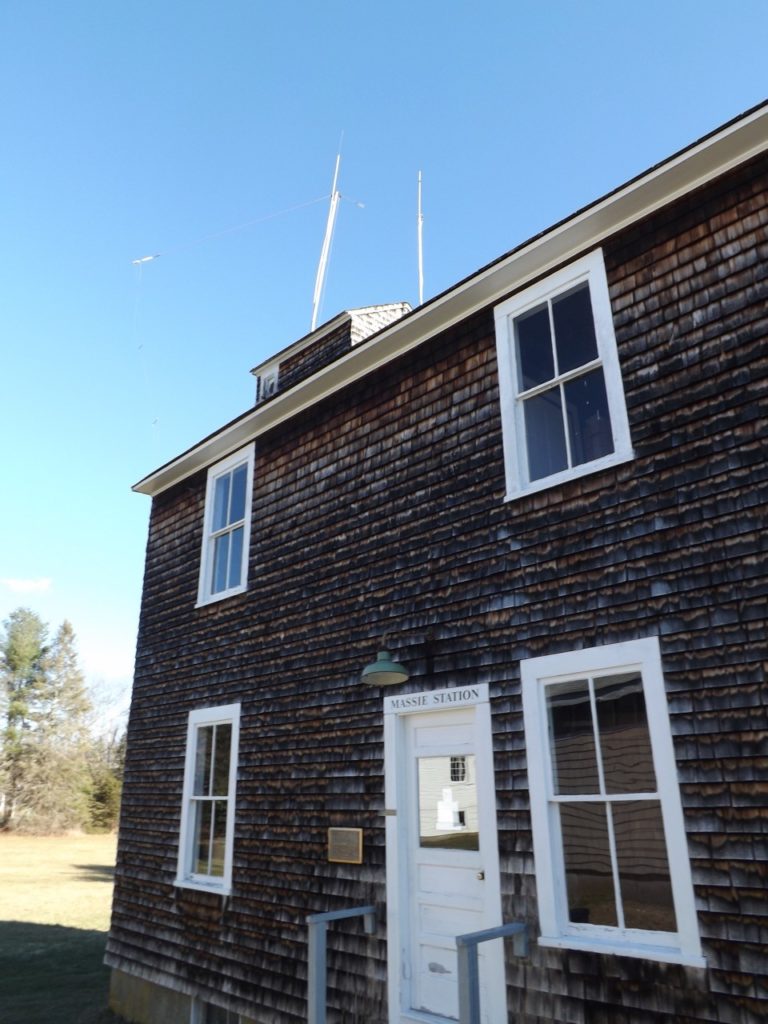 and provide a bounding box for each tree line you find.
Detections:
[0,607,125,834]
